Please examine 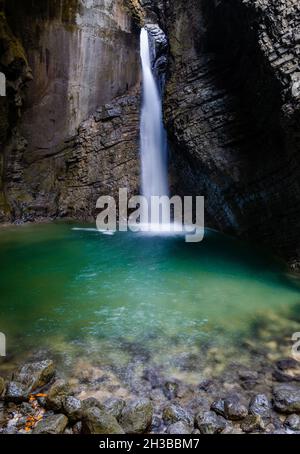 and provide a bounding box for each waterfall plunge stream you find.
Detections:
[140,28,169,225]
